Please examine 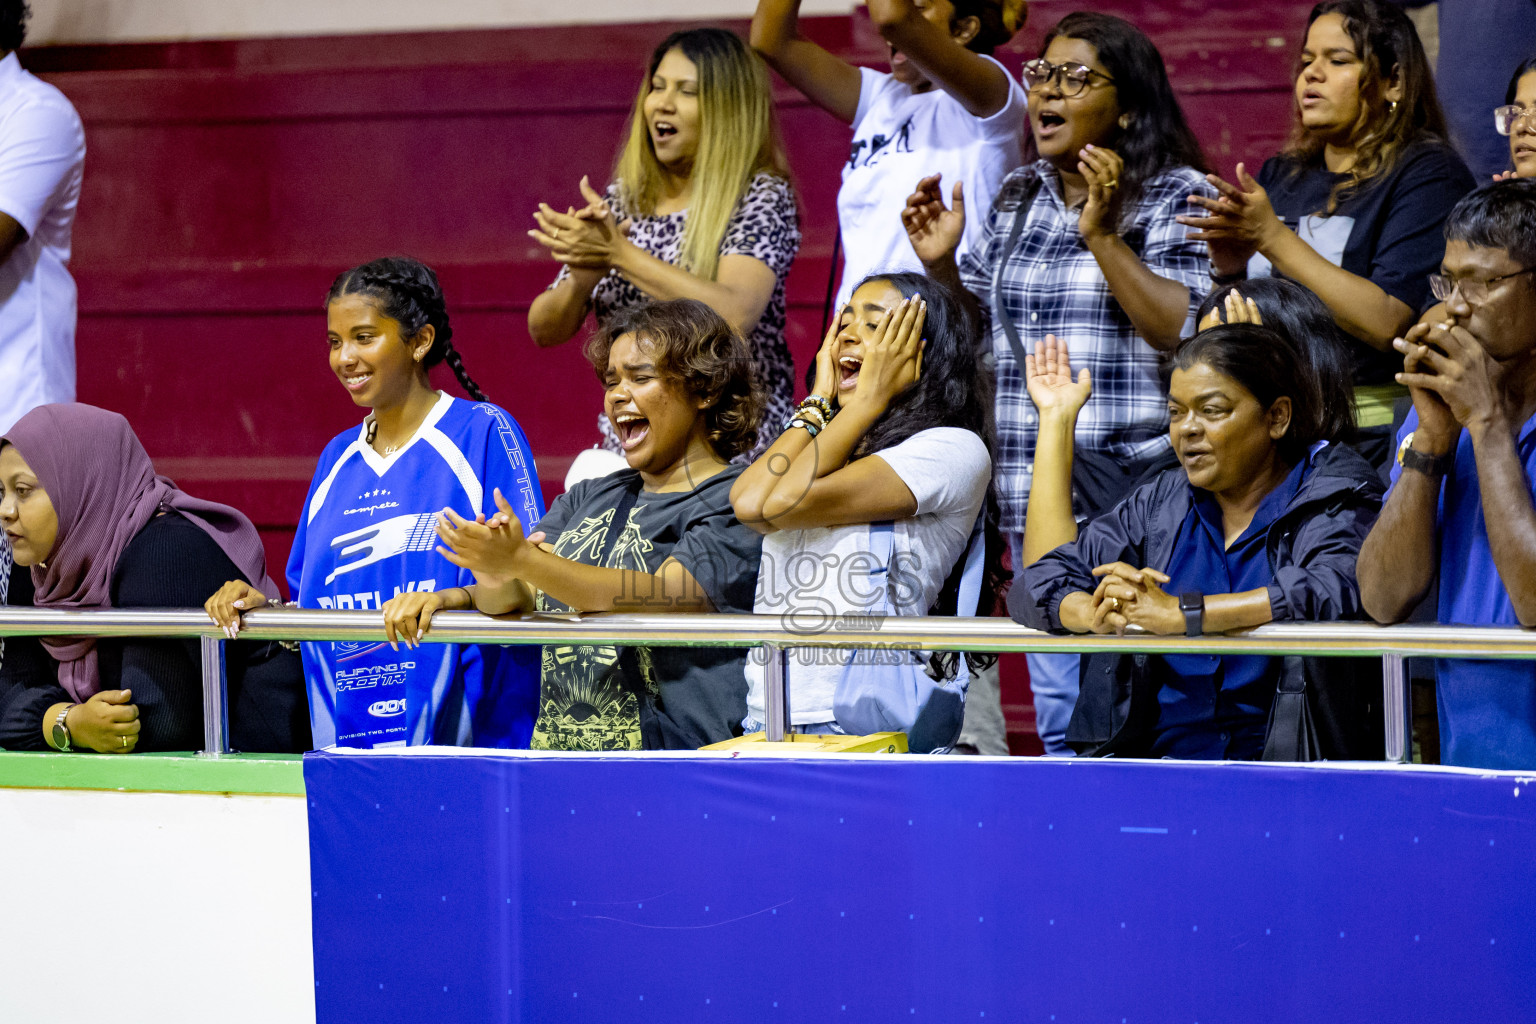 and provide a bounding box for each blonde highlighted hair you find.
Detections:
[613,28,789,281]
